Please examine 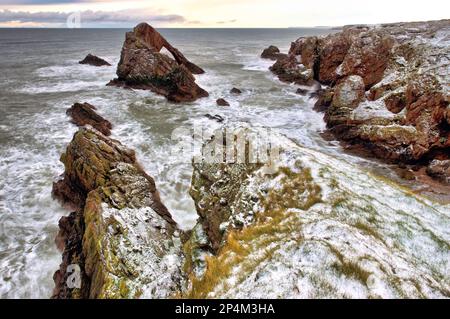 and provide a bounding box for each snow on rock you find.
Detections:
[184,125,450,299]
